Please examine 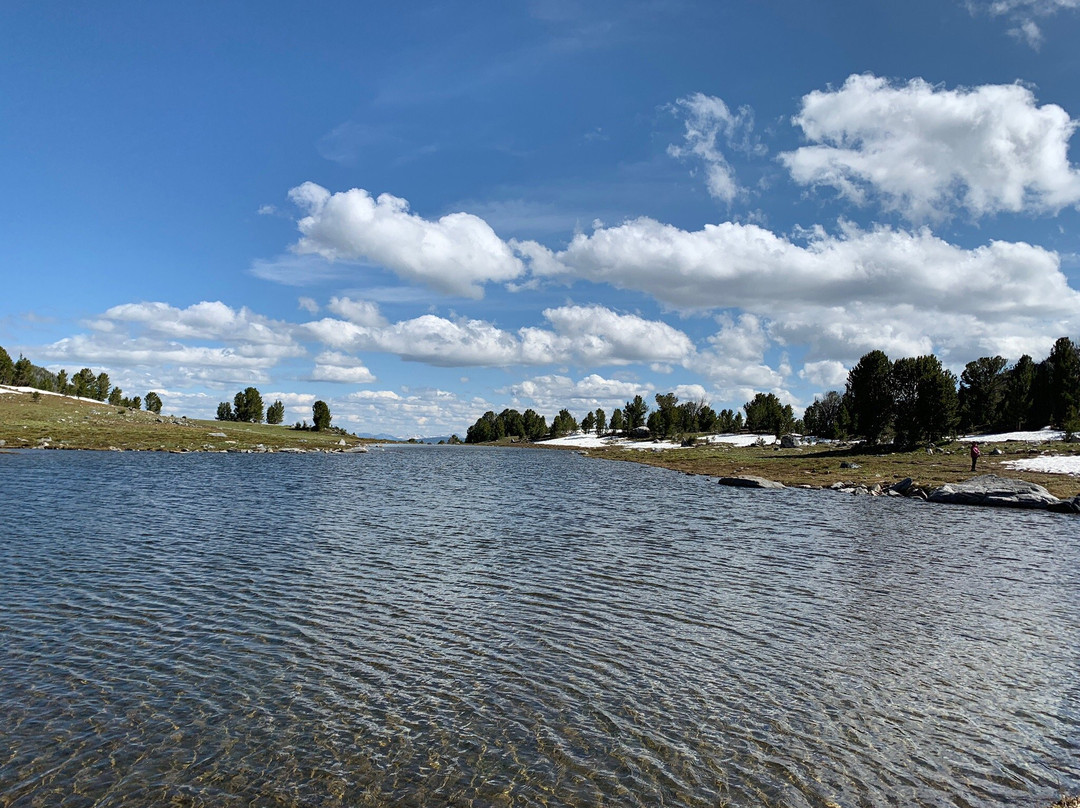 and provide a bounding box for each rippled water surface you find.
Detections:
[1,446,1078,807]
